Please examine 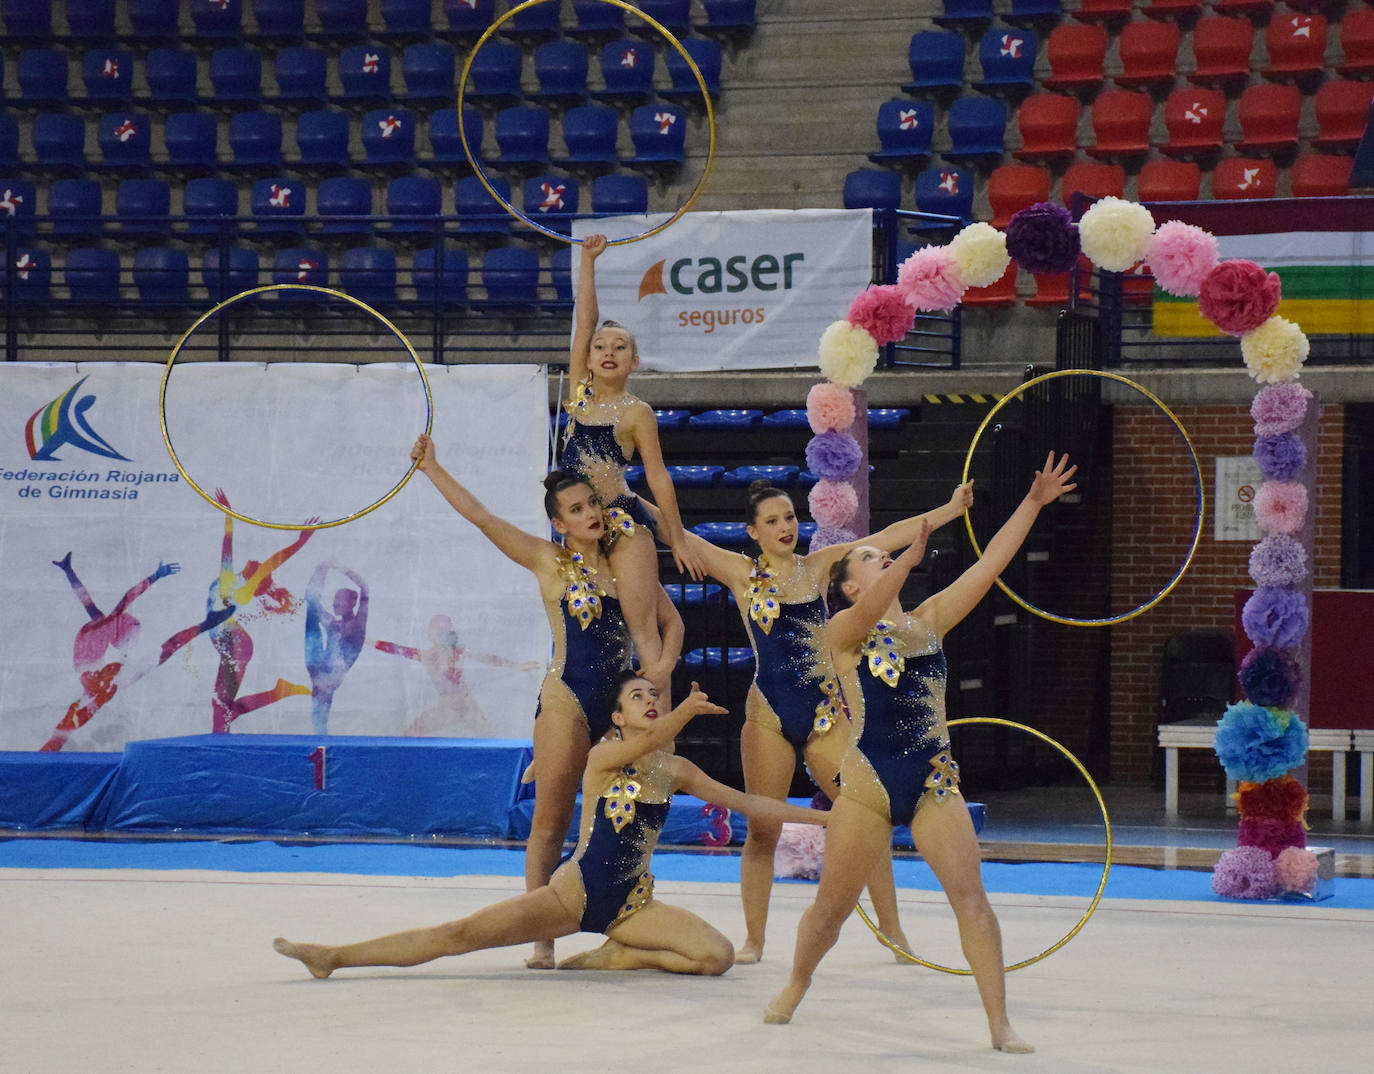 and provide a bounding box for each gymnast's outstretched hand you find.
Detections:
[1028,451,1077,506]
